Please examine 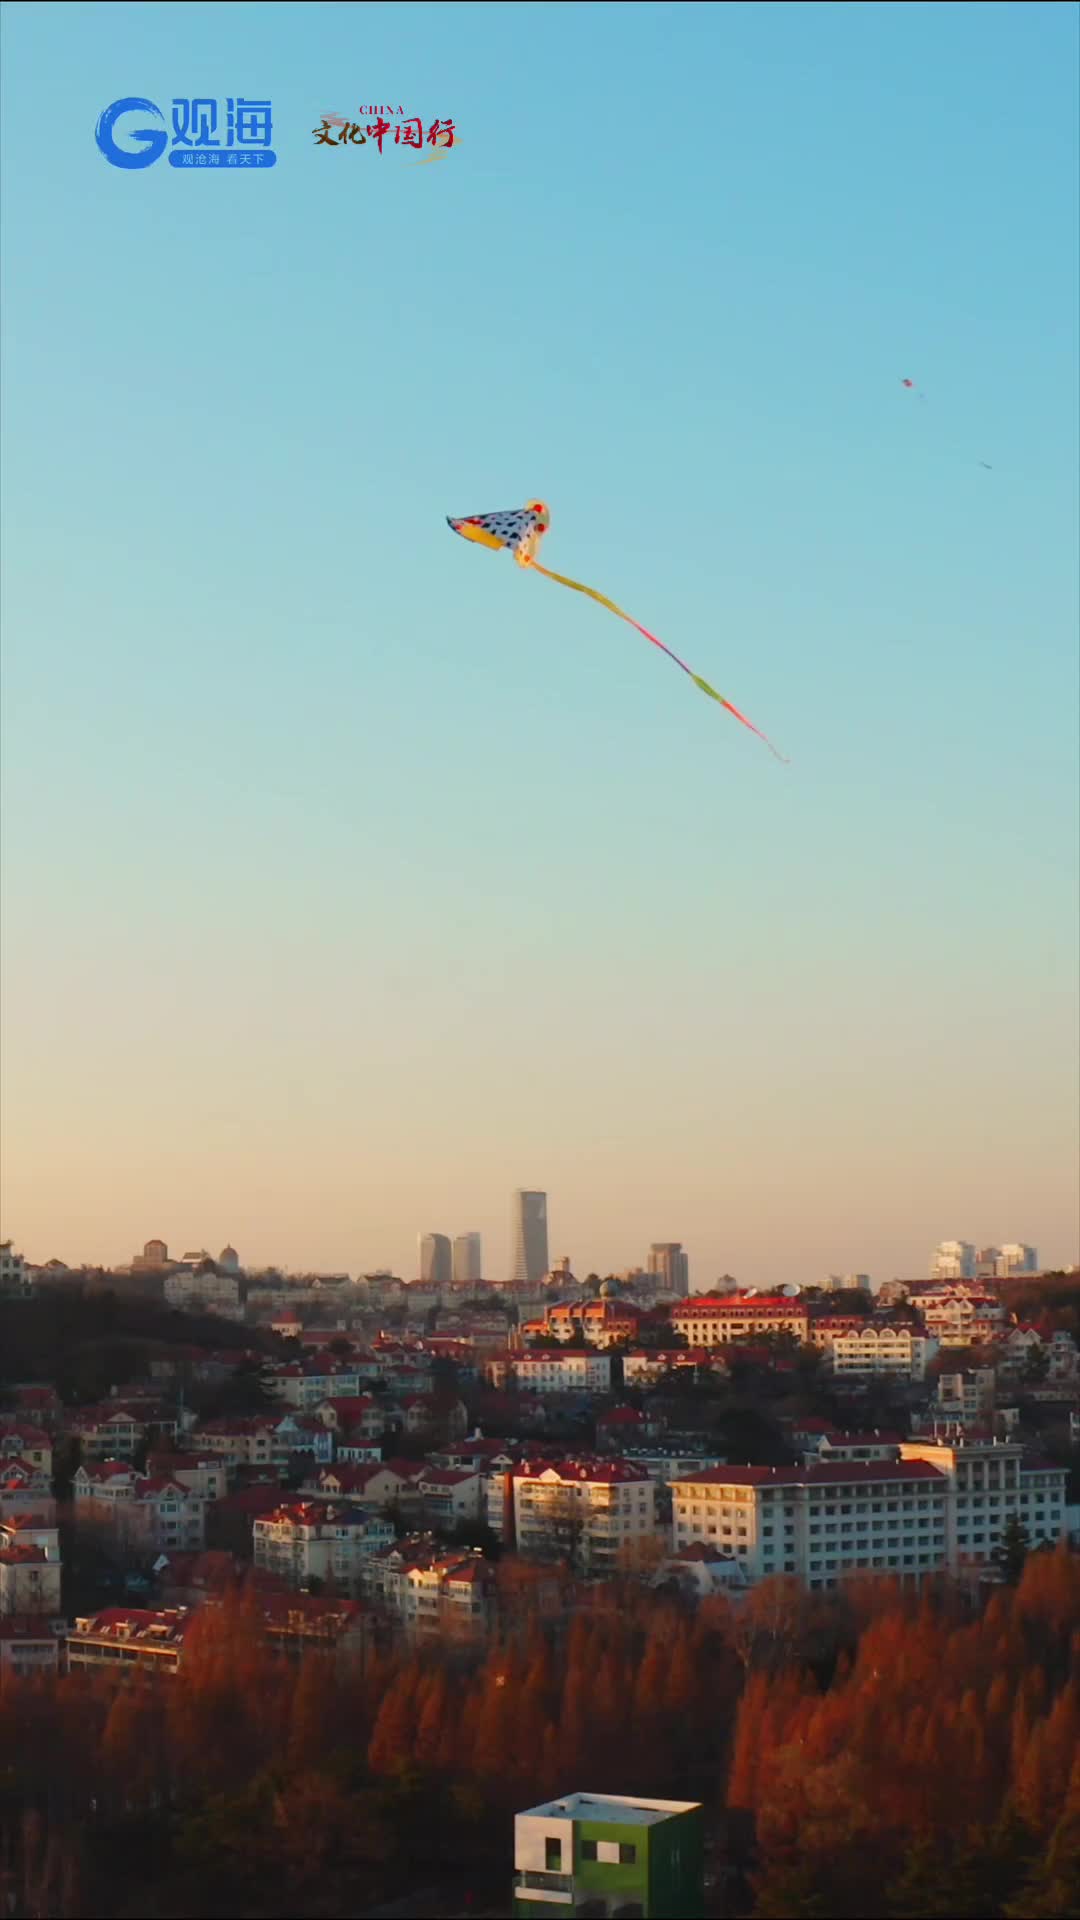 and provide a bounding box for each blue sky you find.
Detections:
[1,1,1077,1283]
